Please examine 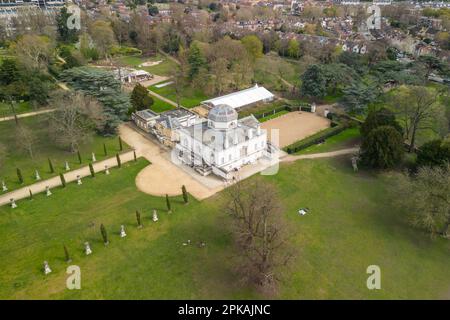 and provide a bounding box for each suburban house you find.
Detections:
[201,84,275,111]
[175,104,268,180]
